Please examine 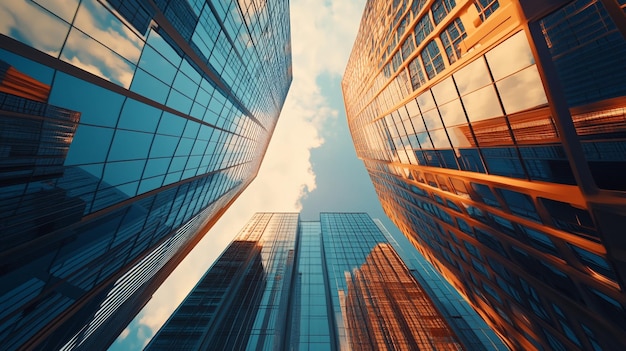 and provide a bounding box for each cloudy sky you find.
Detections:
[107,0,405,348]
